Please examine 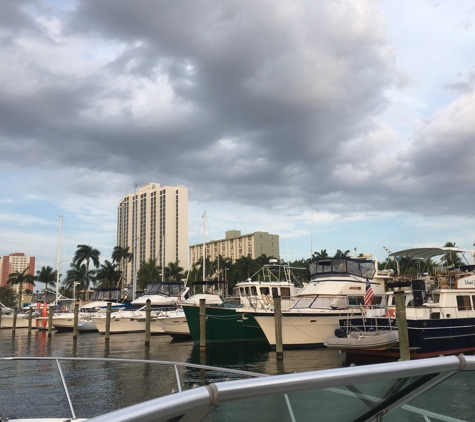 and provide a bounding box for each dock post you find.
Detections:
[27,307,33,335]
[12,307,18,334]
[274,296,284,360]
[73,303,79,340]
[199,298,206,350]
[145,299,151,346]
[394,290,410,361]
[48,305,54,337]
[0,306,2,328]
[105,302,111,341]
